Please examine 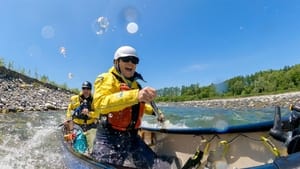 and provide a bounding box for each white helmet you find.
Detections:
[114,45,138,60]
